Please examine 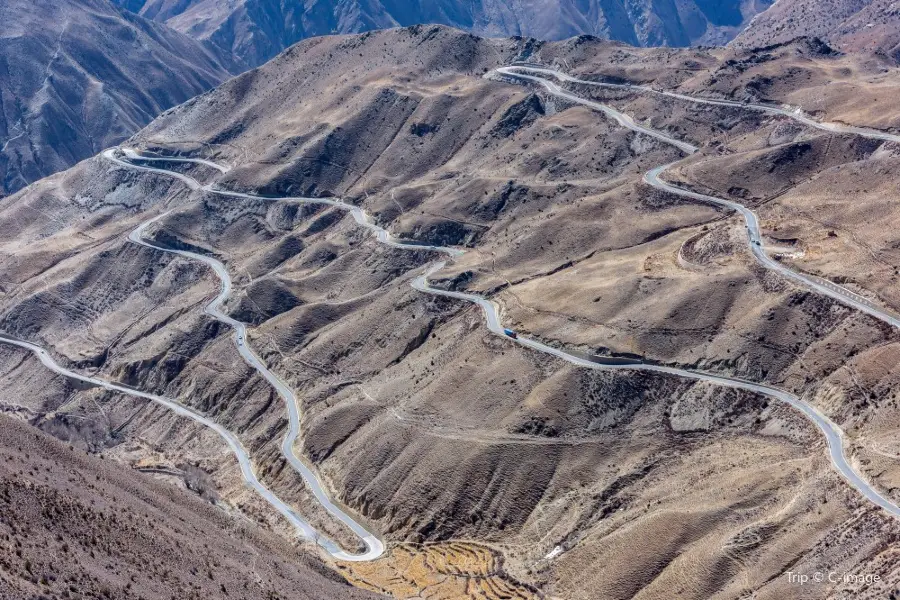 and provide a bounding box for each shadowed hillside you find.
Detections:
[0,413,381,599]
[0,0,242,197]
[114,0,774,66]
